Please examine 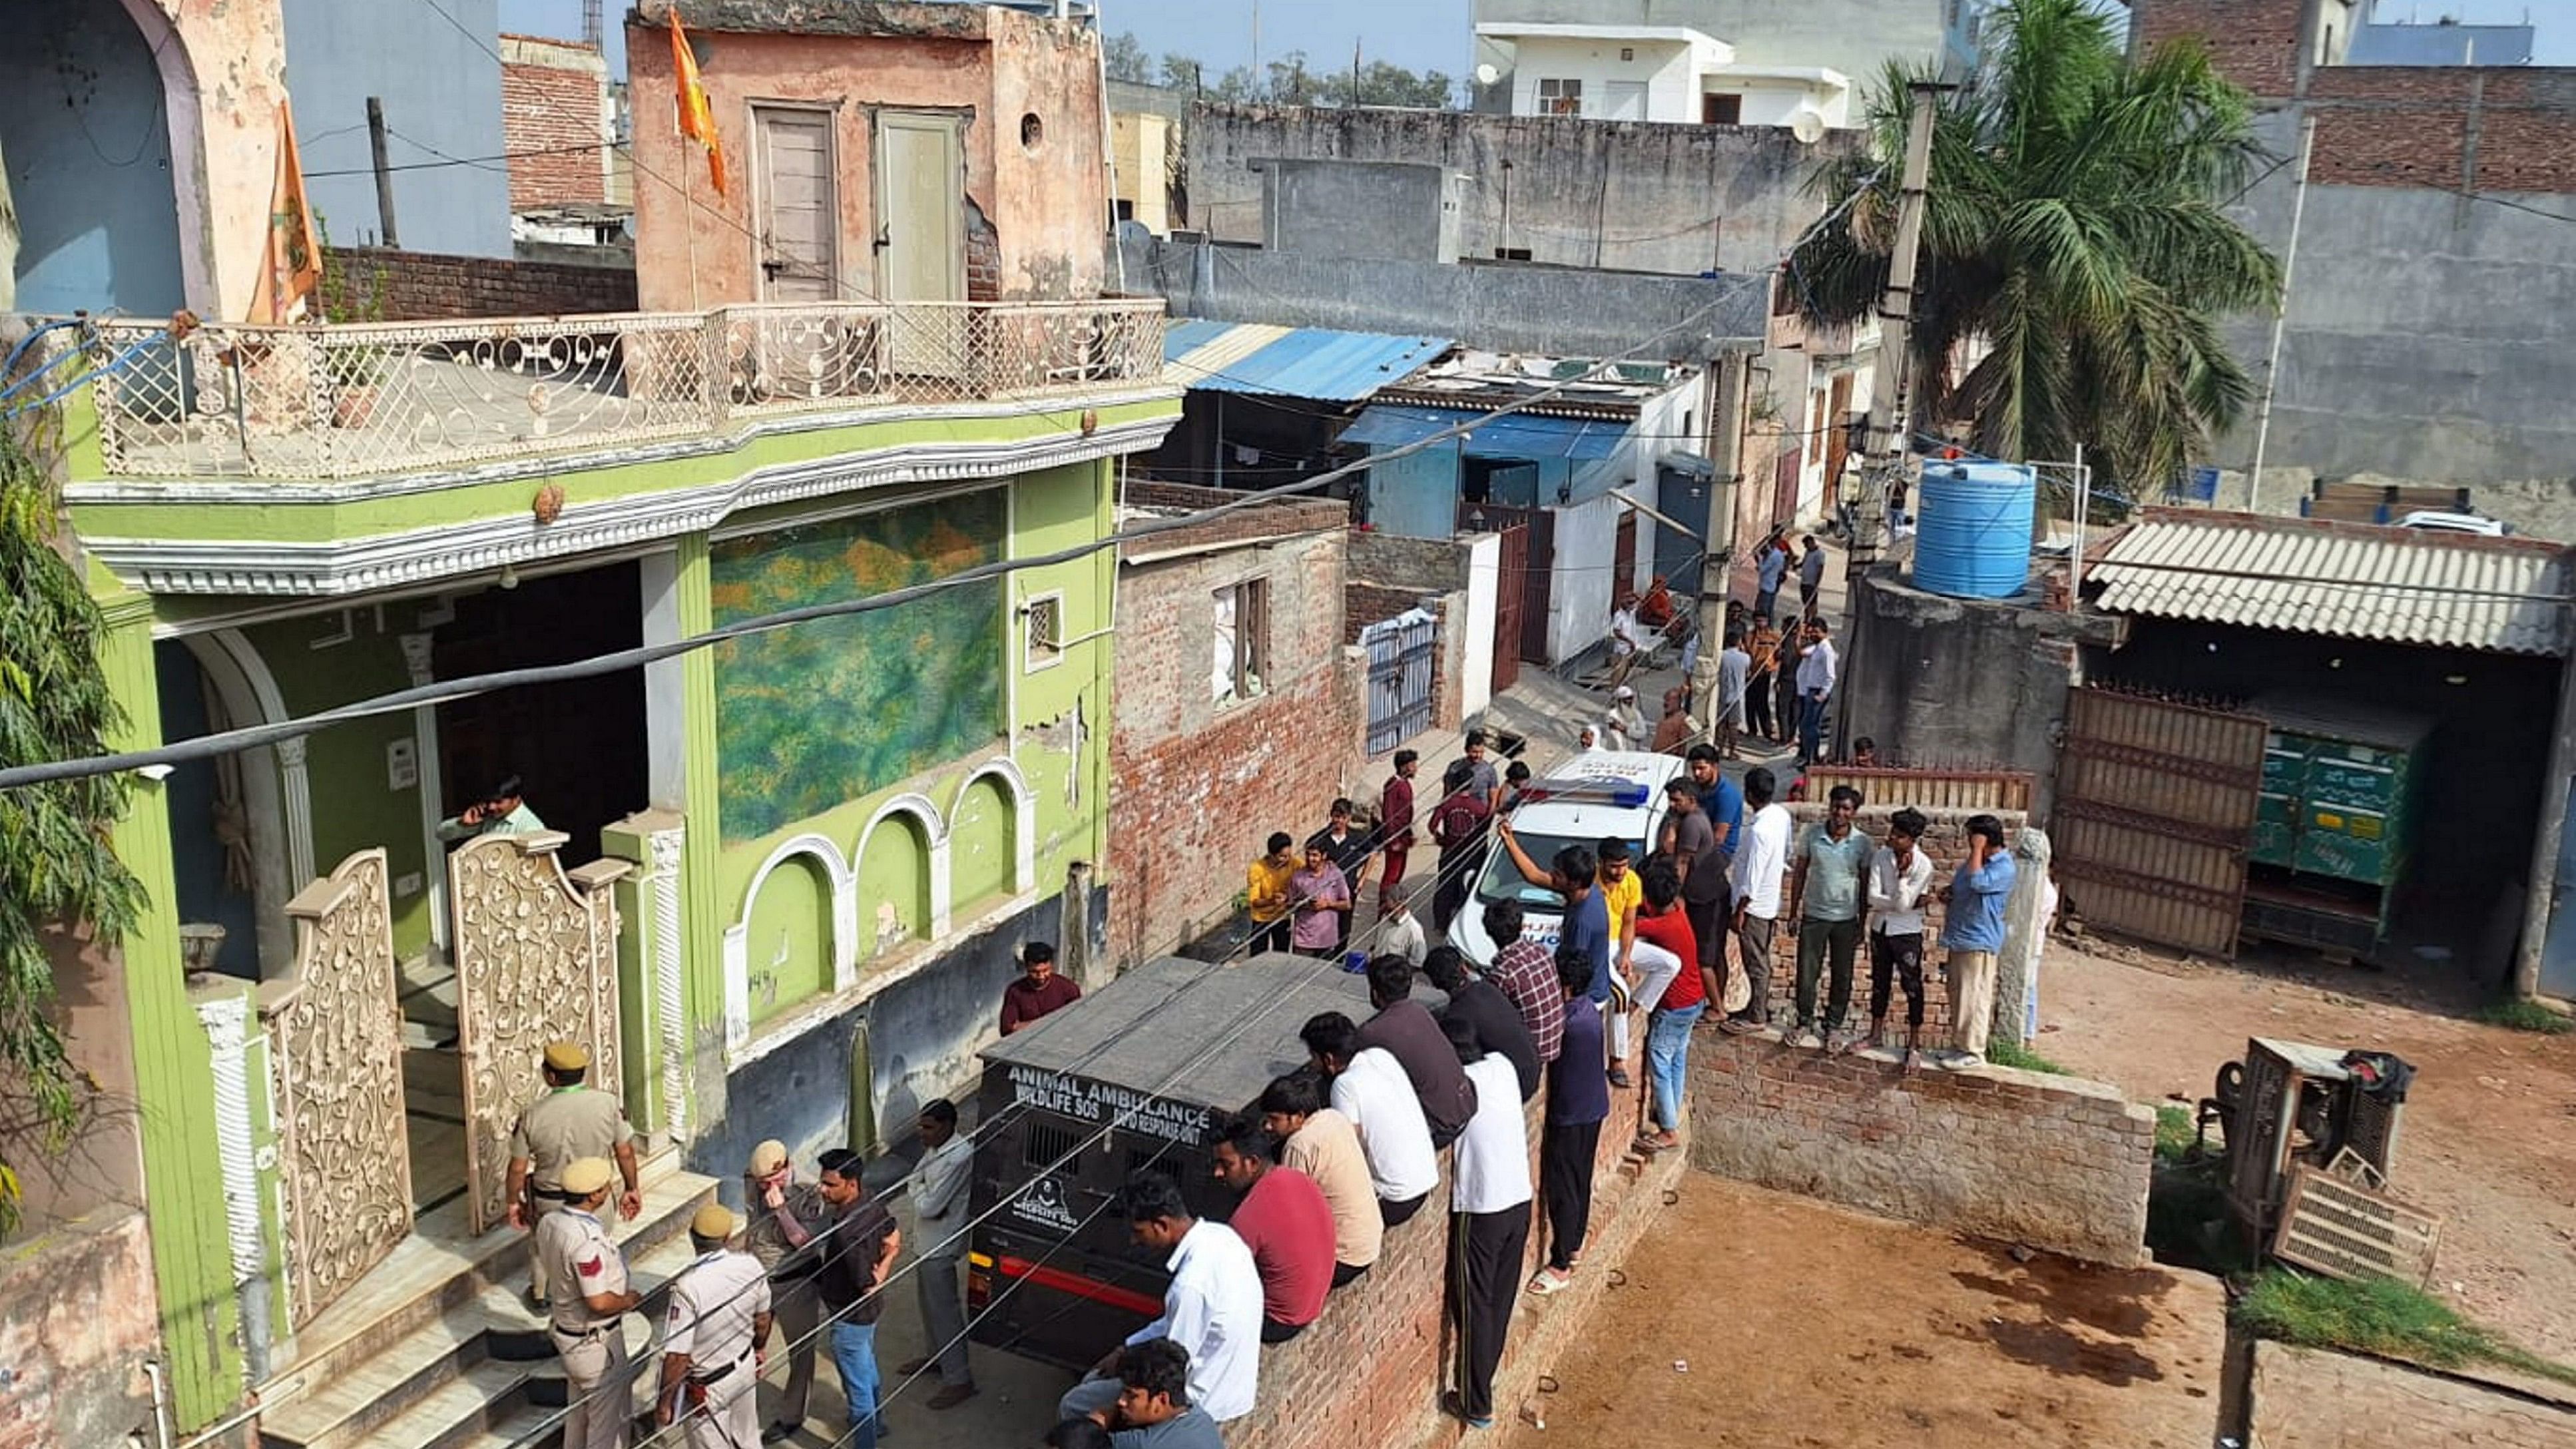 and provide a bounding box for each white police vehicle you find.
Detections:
[1444,750,1688,964]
